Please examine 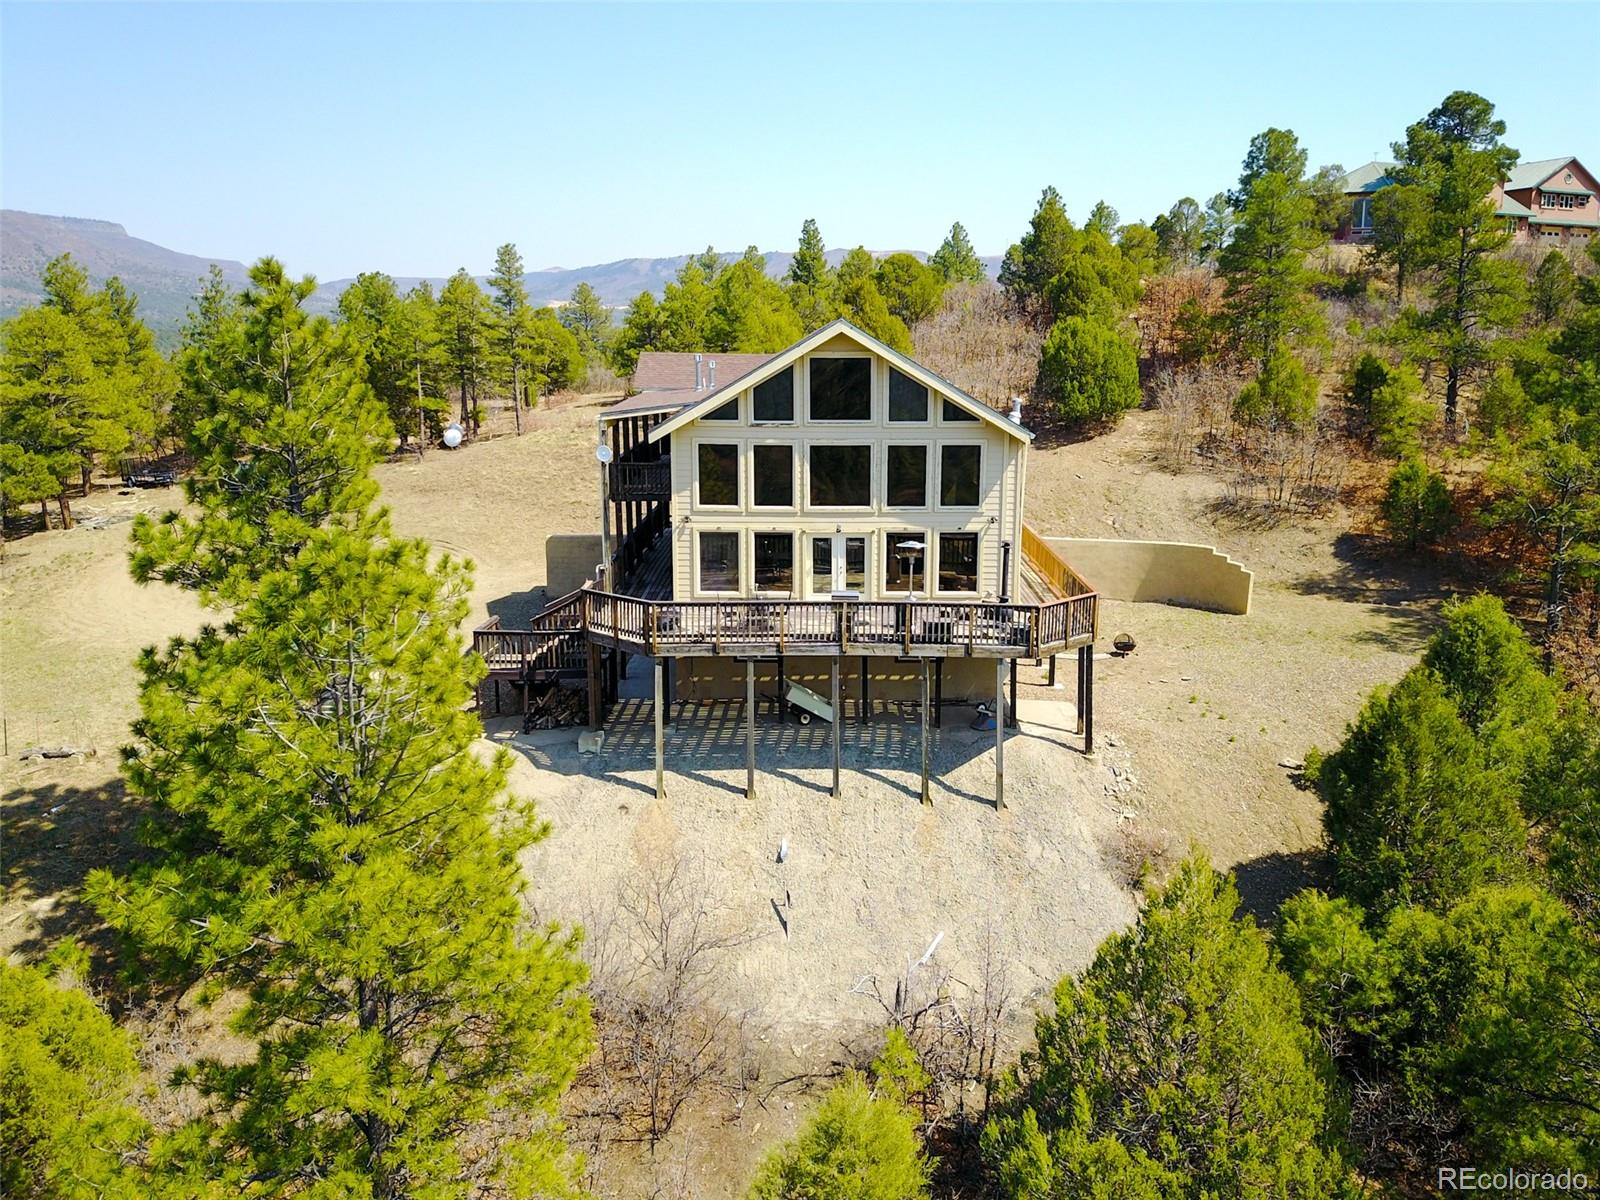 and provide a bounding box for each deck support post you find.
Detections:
[586,642,602,730]
[1048,654,1058,688]
[920,660,932,806]
[1076,646,1088,736]
[745,660,756,801]
[859,655,869,723]
[665,659,675,726]
[653,657,665,800]
[494,678,501,715]
[1084,644,1095,755]
[995,658,1007,810]
[831,656,842,799]
[777,654,786,723]
[1009,659,1019,729]
[935,660,943,728]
